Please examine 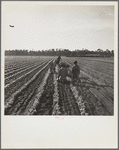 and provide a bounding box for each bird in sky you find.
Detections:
[9,25,14,27]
